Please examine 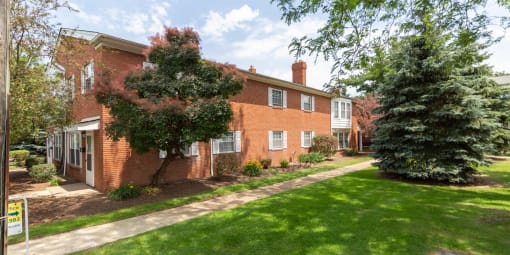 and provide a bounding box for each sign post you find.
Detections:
[7,196,29,255]
[0,0,9,254]
[7,202,22,236]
